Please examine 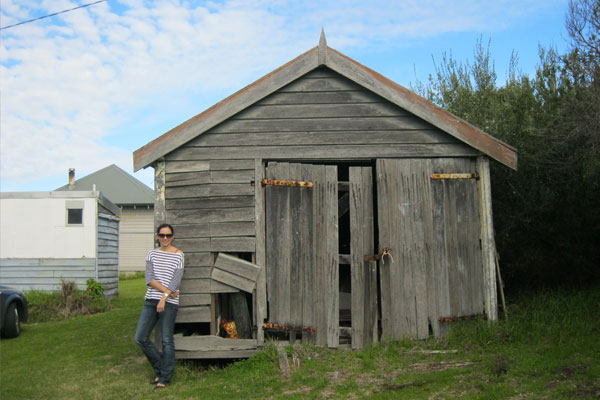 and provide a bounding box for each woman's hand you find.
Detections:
[157,296,166,312]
